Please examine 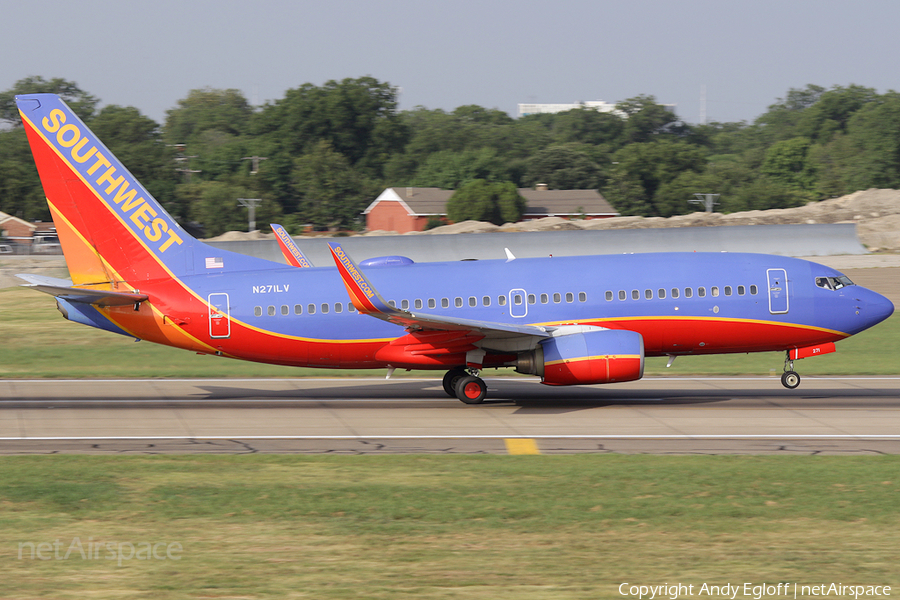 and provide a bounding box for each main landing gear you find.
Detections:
[781,353,801,389]
[442,368,487,404]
